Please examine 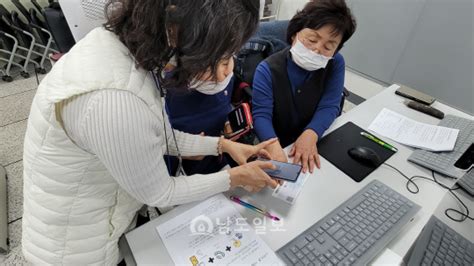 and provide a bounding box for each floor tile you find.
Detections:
[5,161,23,223]
[344,69,385,100]
[7,219,21,250]
[0,120,27,166]
[342,100,357,113]
[0,90,36,127]
[0,76,41,98]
